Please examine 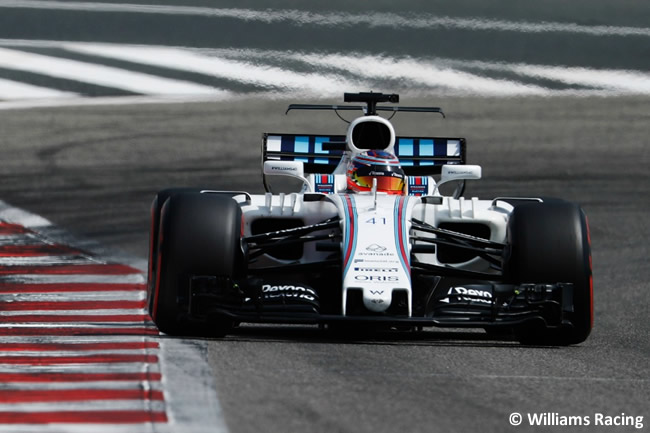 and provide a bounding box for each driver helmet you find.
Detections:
[347,150,405,195]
